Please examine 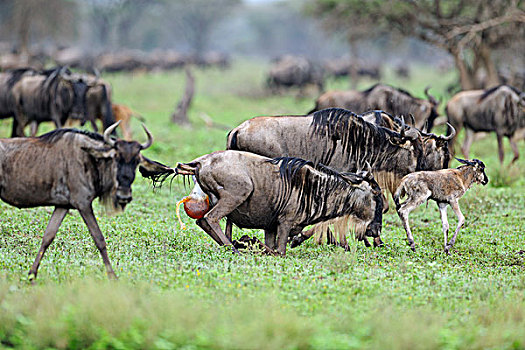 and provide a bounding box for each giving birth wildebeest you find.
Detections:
[173,150,383,255]
[0,122,173,281]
